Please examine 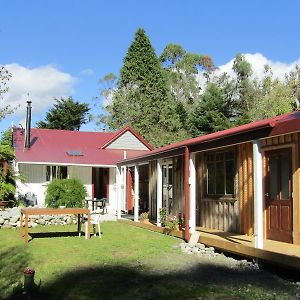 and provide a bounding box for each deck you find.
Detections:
[197,227,300,270]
